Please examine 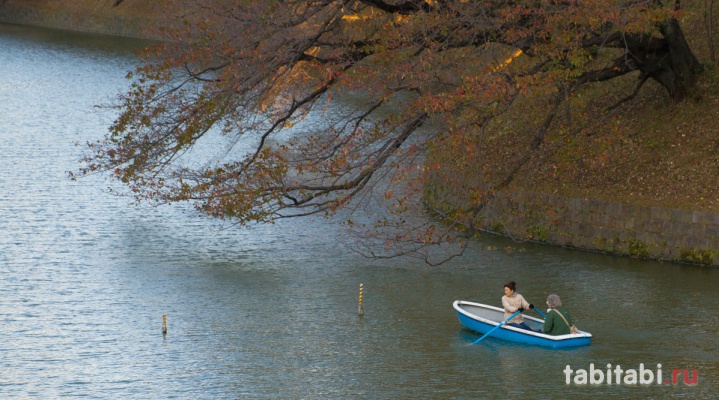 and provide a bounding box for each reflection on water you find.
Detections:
[0,23,717,398]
